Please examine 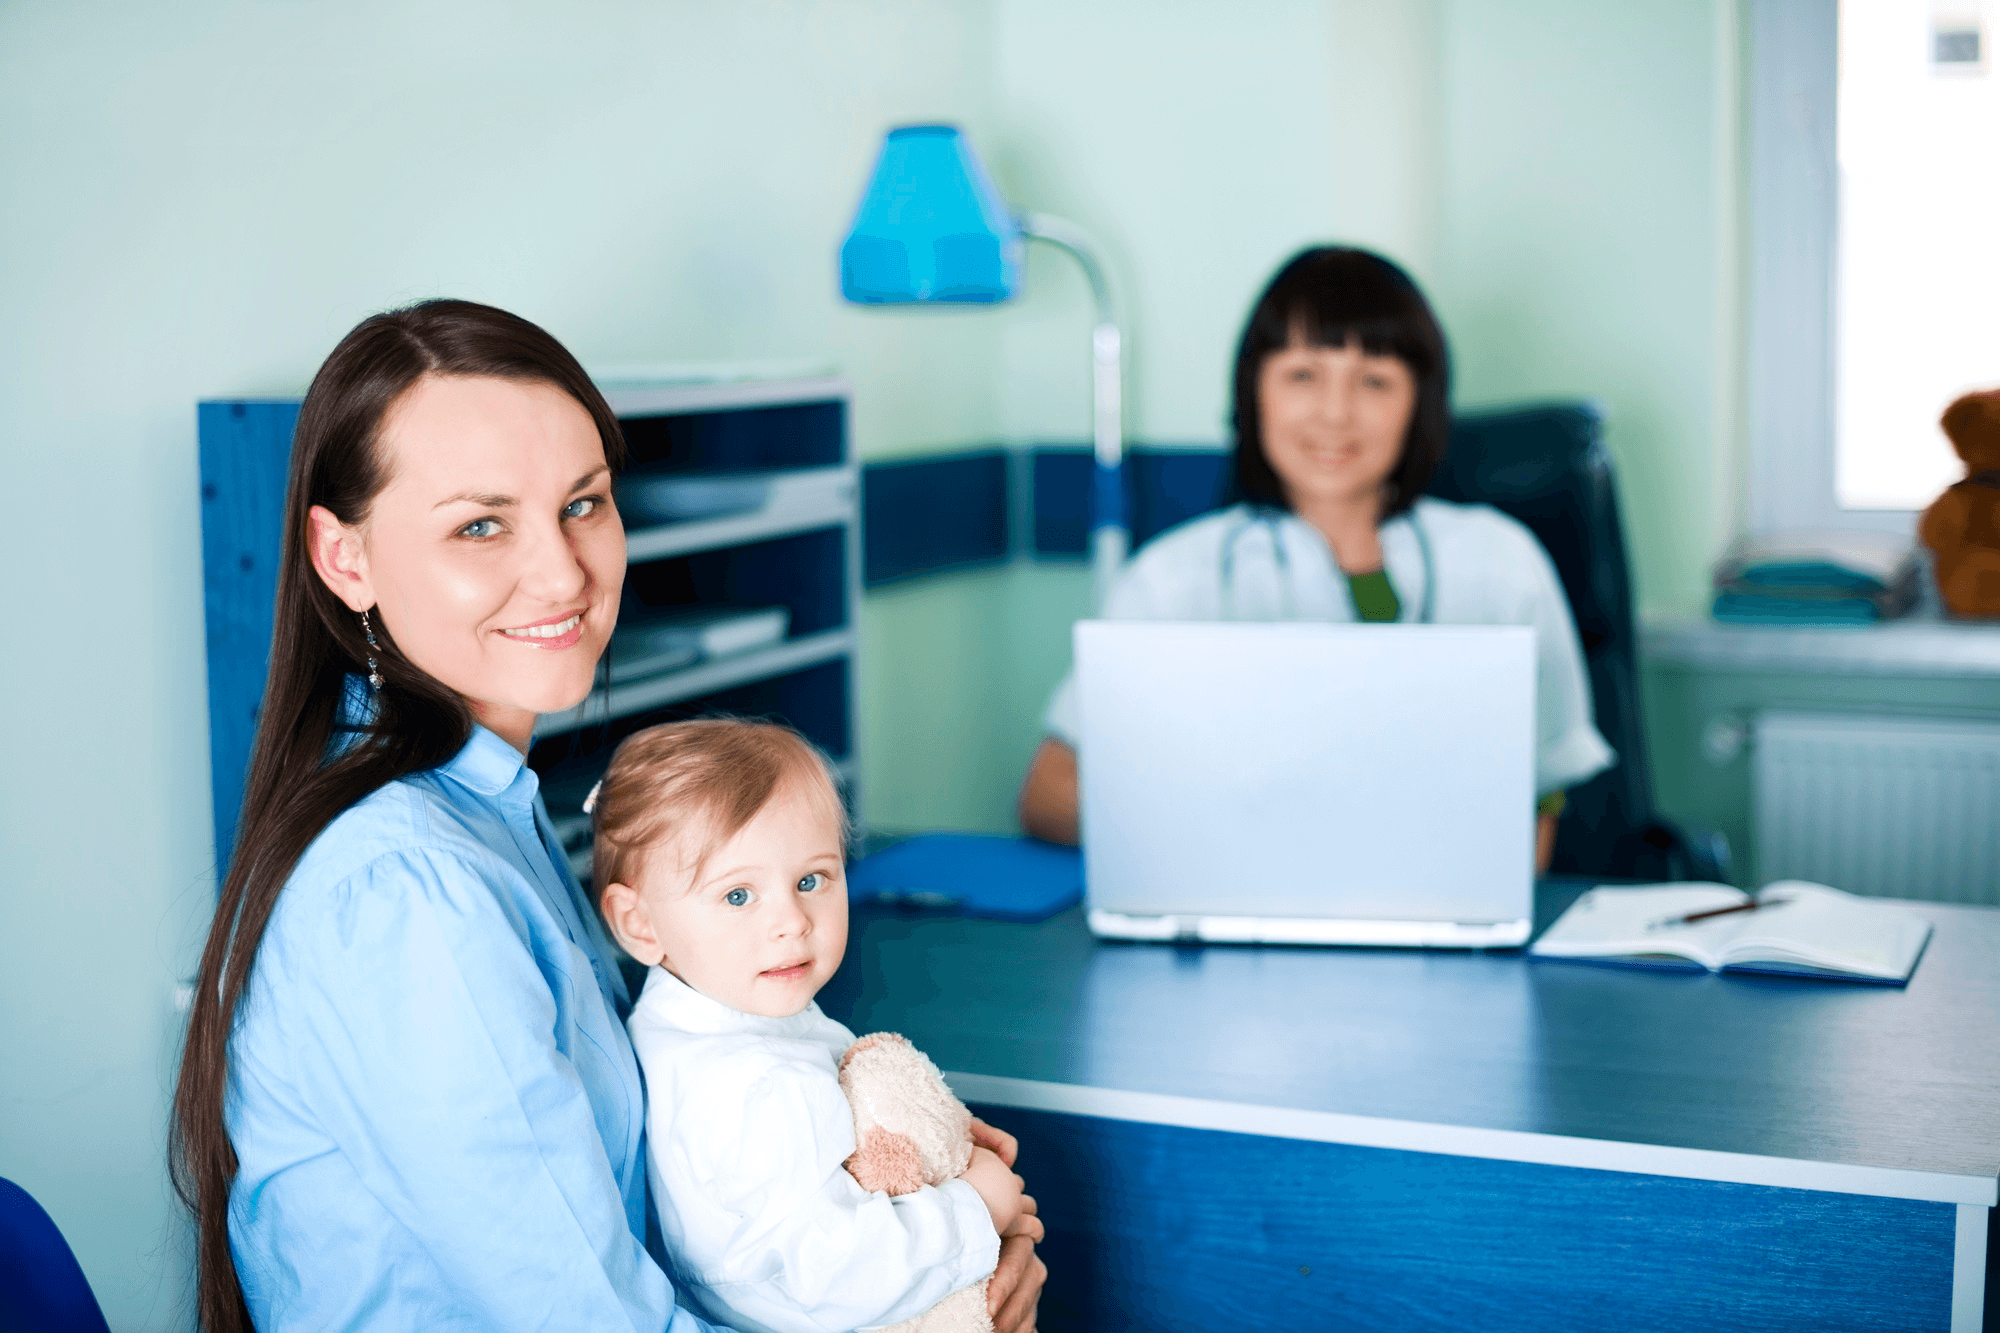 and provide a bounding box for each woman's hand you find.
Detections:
[969,1116,1018,1168]
[973,1114,1043,1329]
[987,1231,1046,1333]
